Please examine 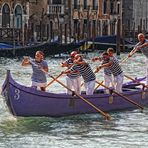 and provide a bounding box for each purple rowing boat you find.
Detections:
[1,70,148,117]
